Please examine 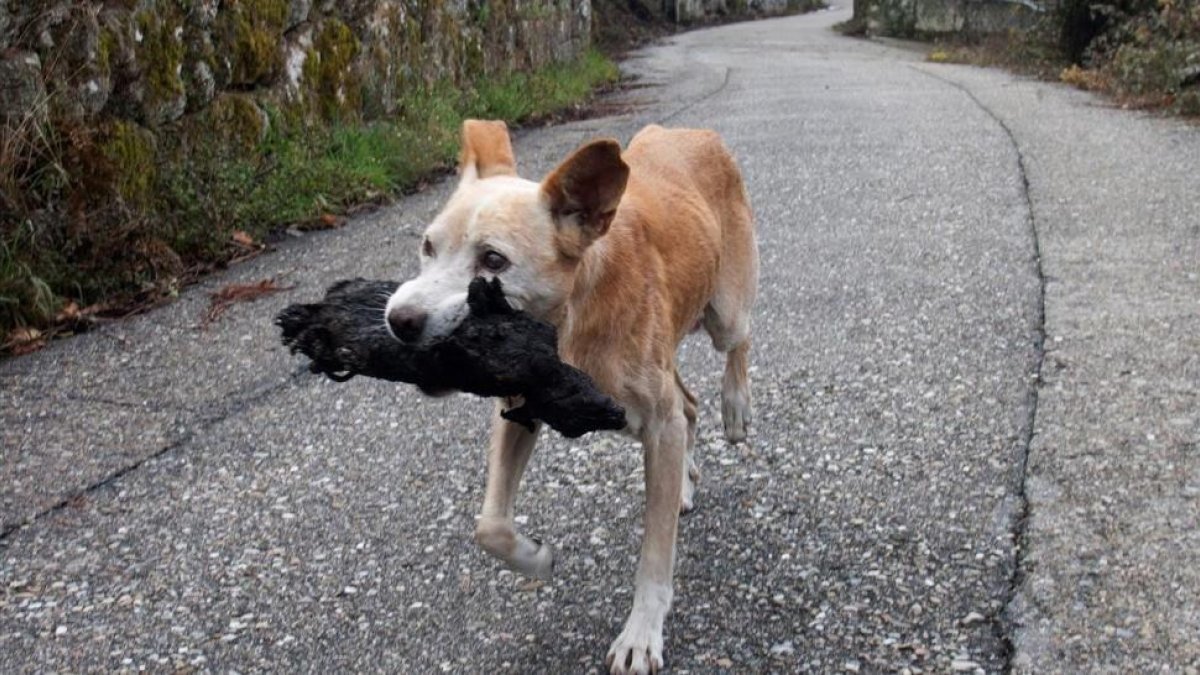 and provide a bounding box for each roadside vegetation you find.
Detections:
[923,0,1200,116]
[0,50,618,354]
